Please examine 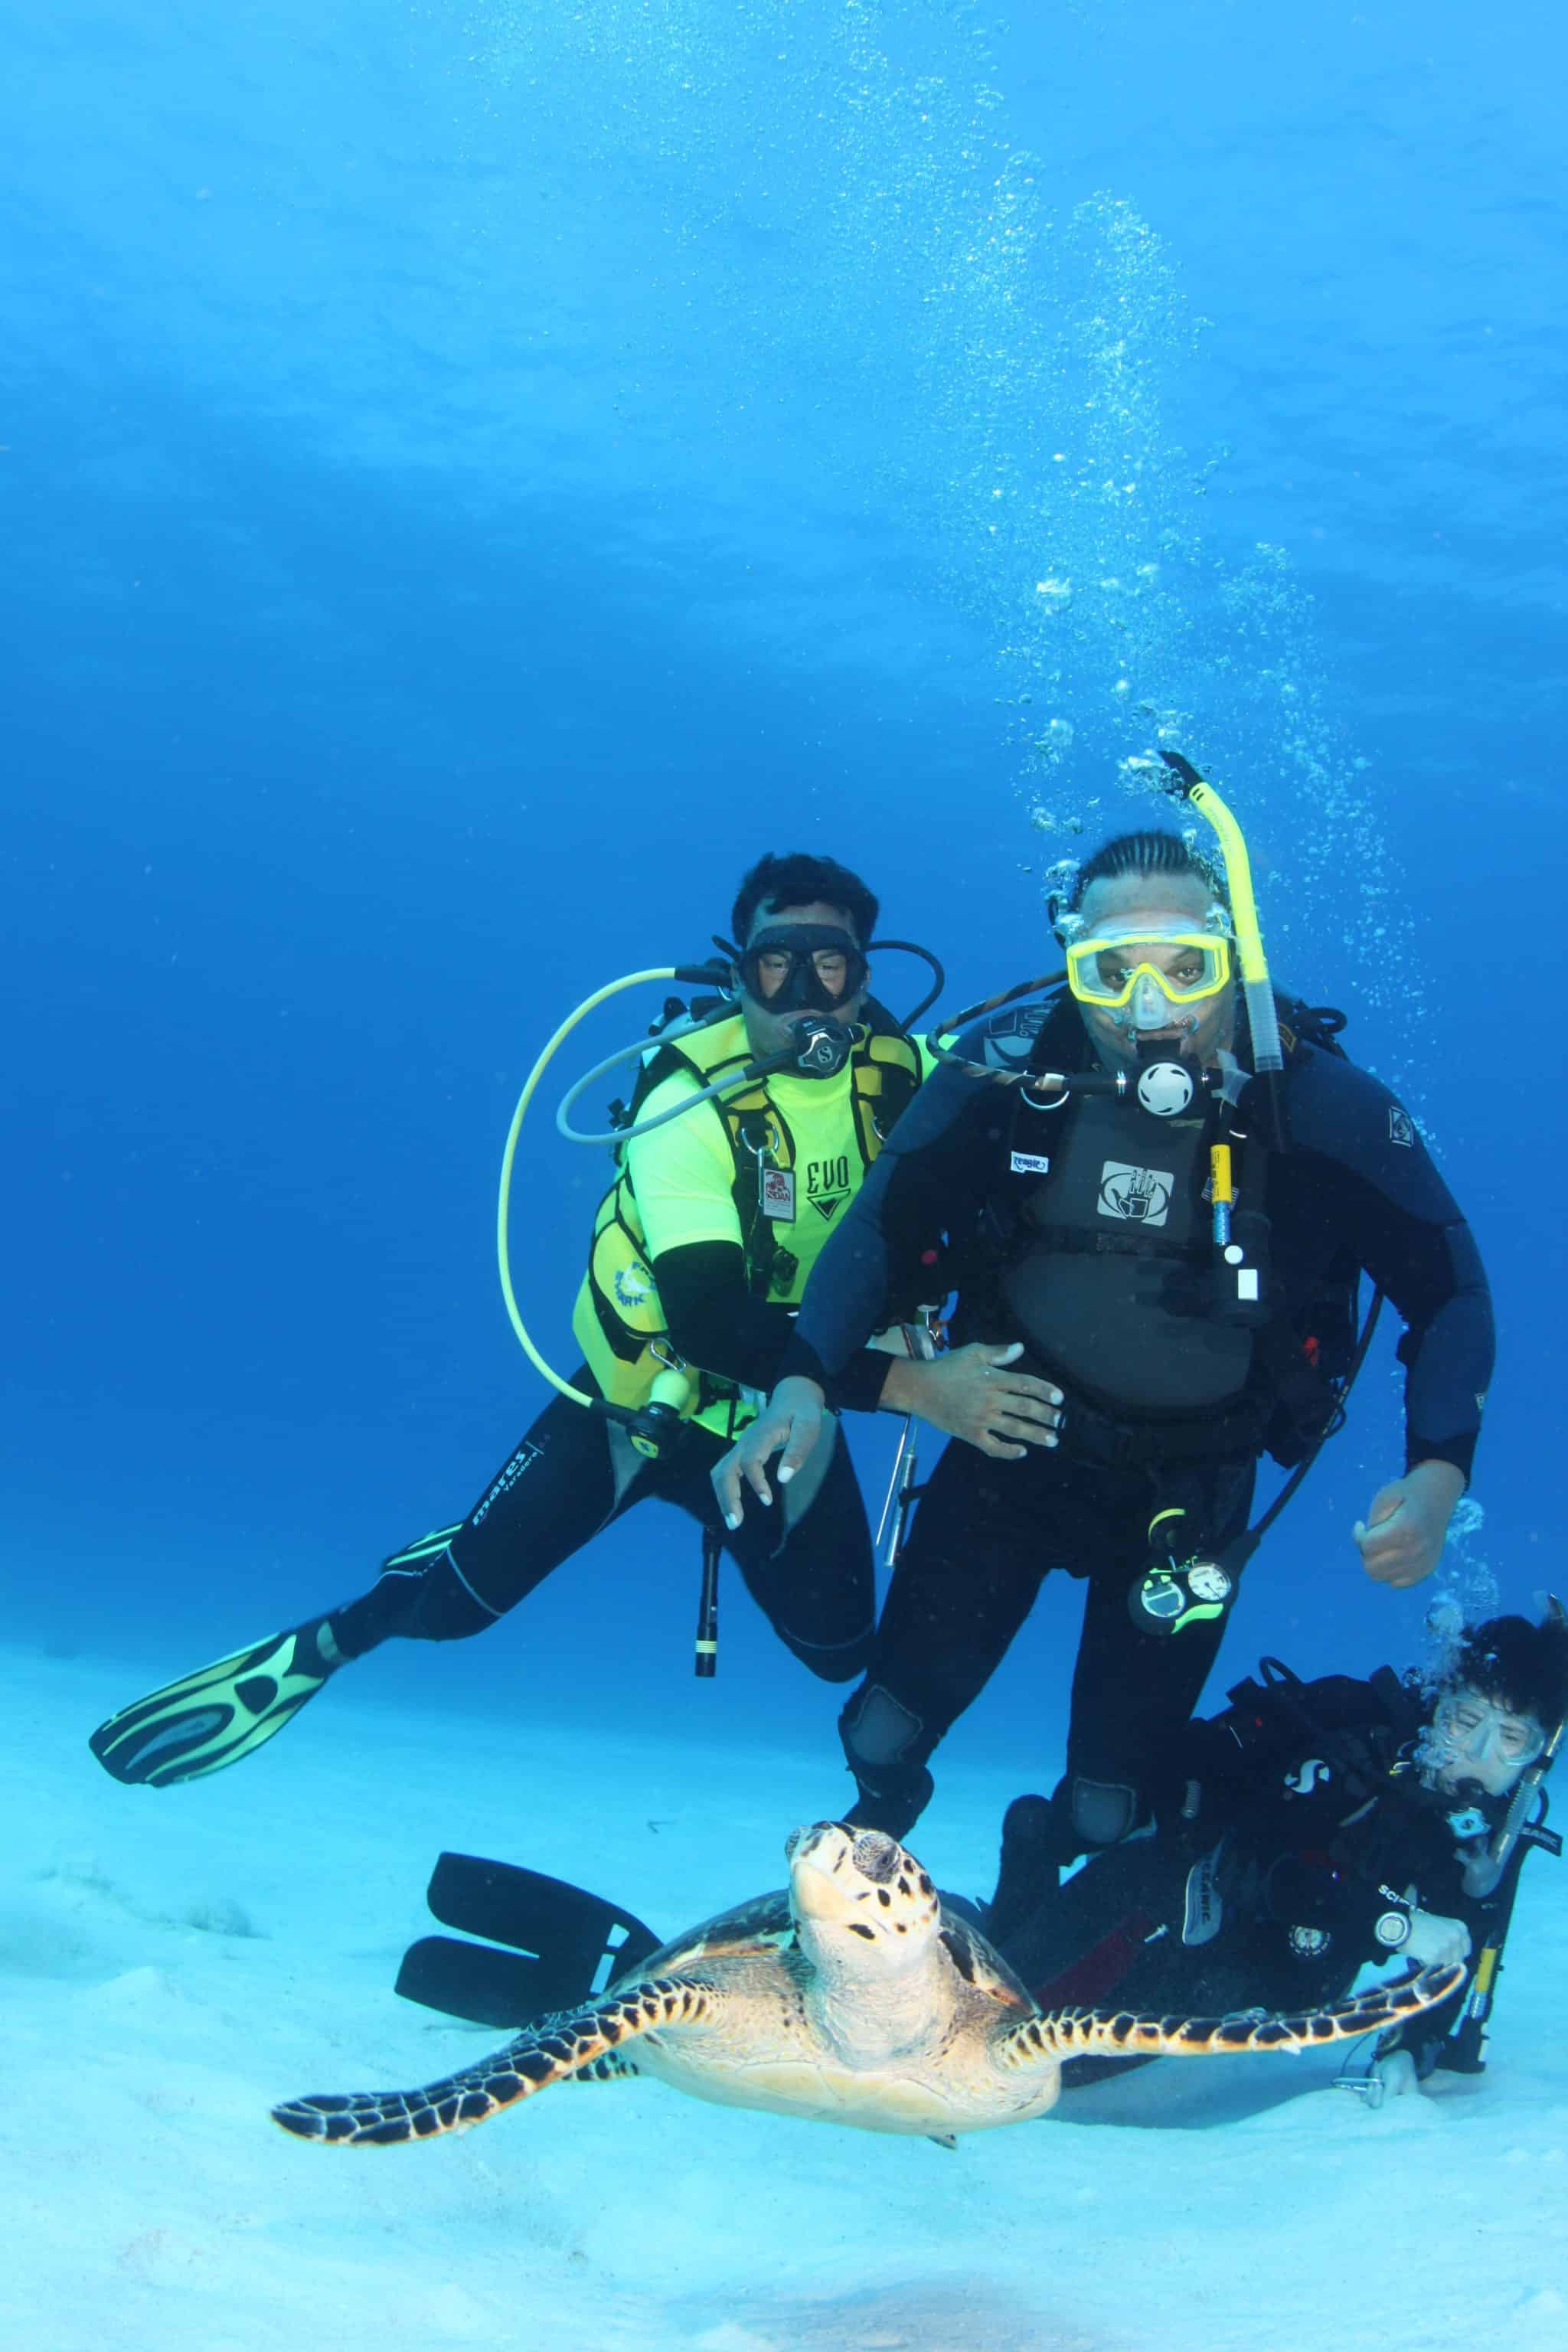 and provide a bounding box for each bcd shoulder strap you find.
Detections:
[625,1007,923,1296]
